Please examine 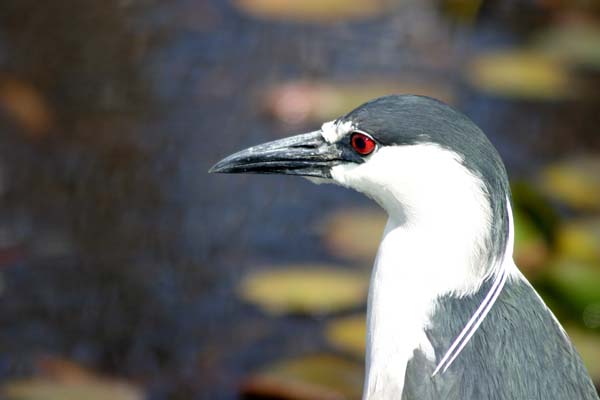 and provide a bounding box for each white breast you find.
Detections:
[325,144,508,399]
